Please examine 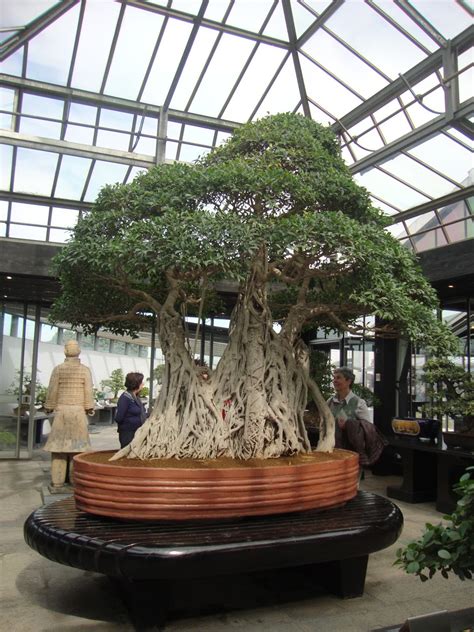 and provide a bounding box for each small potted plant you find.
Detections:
[394,466,474,581]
